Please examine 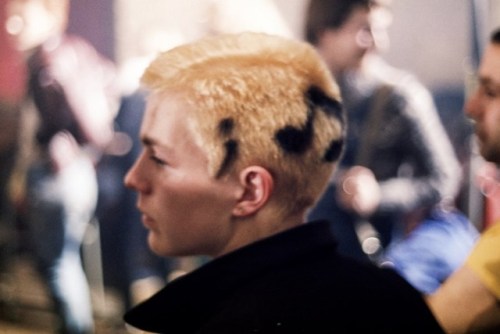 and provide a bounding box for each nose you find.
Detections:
[124,153,150,193]
[464,89,481,121]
